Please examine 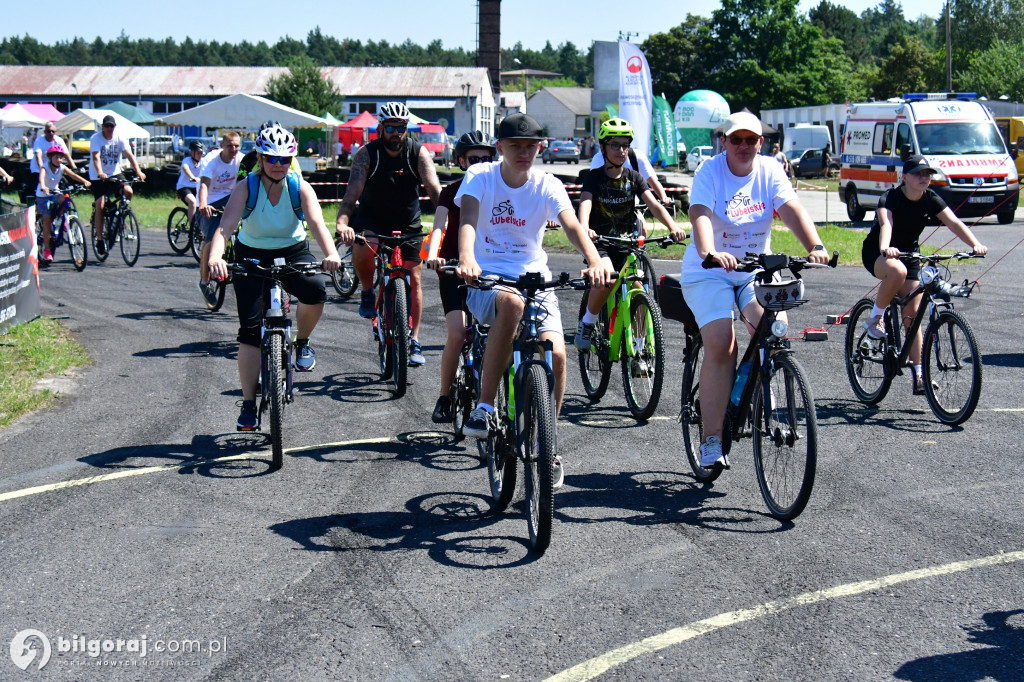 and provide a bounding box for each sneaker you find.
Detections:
[236,400,259,431]
[41,248,53,263]
[464,407,491,439]
[574,320,596,350]
[552,456,565,491]
[198,281,218,308]
[358,288,376,319]
[94,238,106,256]
[864,314,885,340]
[431,395,453,423]
[912,375,938,396]
[699,435,729,469]
[295,343,316,372]
[409,339,425,367]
